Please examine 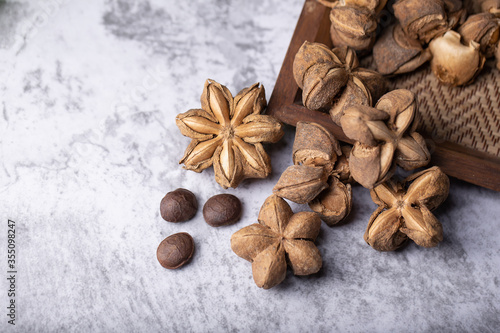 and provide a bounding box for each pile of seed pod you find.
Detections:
[320,0,500,86]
